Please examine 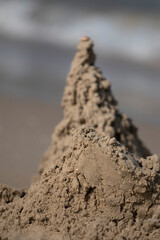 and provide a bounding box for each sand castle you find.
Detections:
[0,37,160,240]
